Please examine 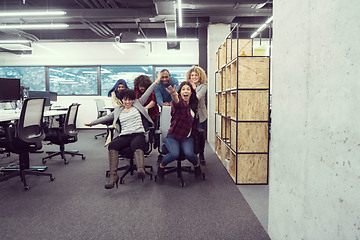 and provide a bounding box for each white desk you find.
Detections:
[0,110,67,122]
